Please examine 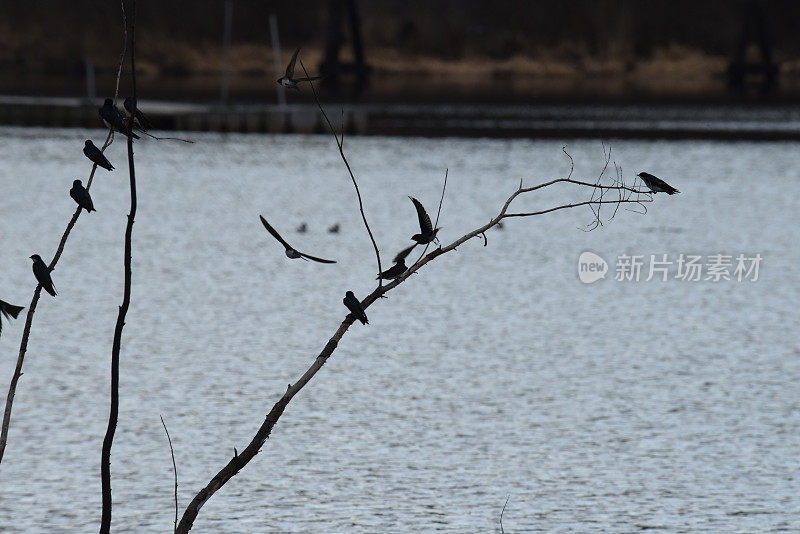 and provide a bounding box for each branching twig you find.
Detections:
[100,1,136,531]
[298,58,383,284]
[161,415,179,534]
[175,152,657,532]
[0,3,125,467]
